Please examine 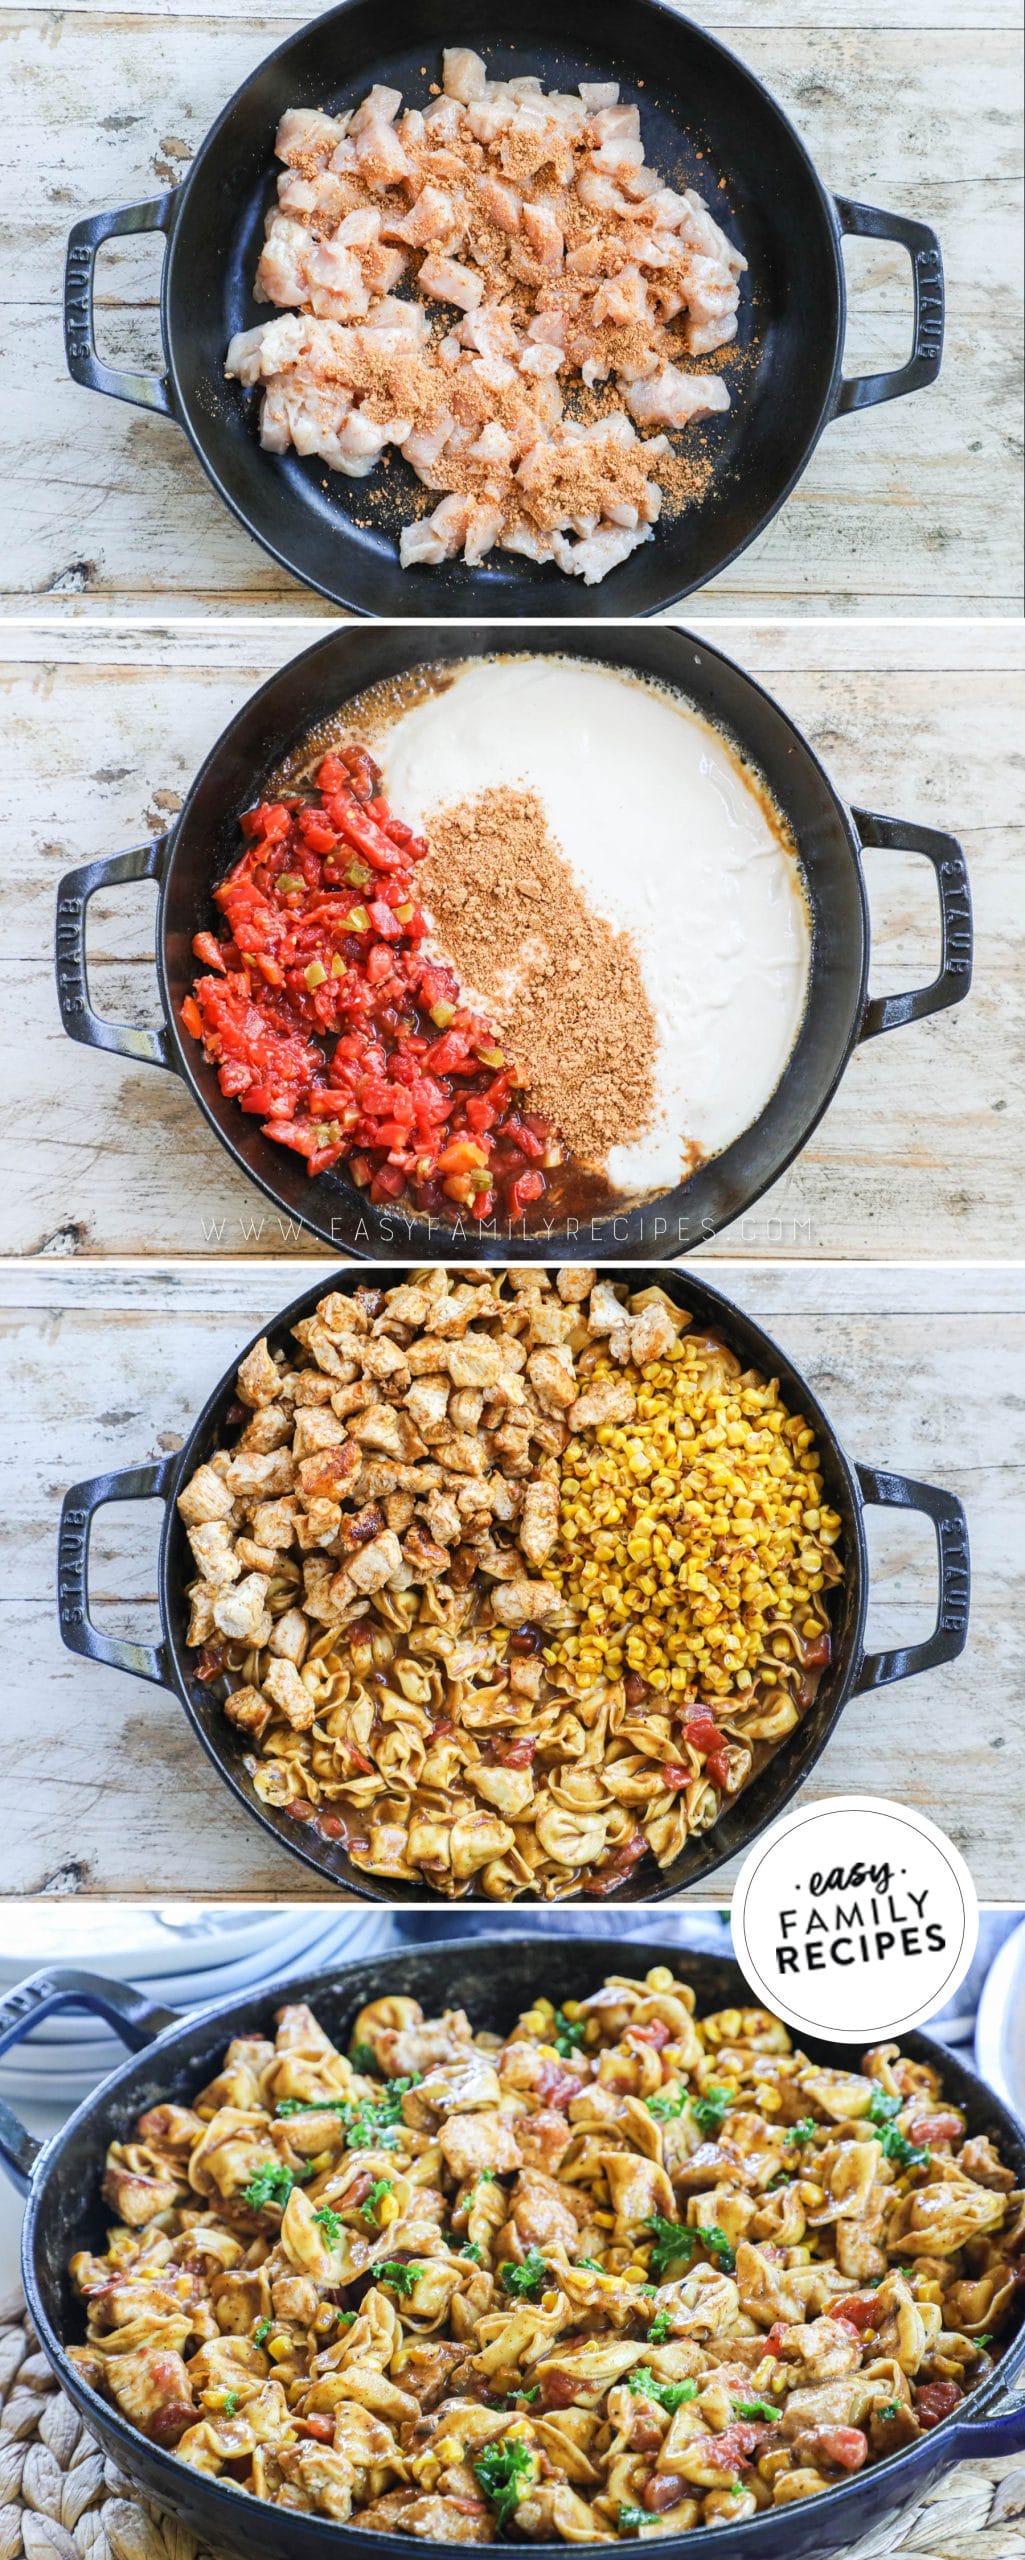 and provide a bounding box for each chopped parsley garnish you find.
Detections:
[879,2401,901,2421]
[500,2247,550,2300]
[349,2040,381,2075]
[505,2385,540,2405]
[646,2216,734,2277]
[879,2124,930,2171]
[241,2160,312,2212]
[628,2367,698,2414]
[276,2075,420,2152]
[276,2096,347,2118]
[646,2087,687,2123]
[689,2085,730,2137]
[362,2178,394,2226]
[767,2171,793,2190]
[314,2205,342,2243]
[473,2438,538,2528]
[699,2226,736,2273]
[787,2119,819,2147]
[459,2239,483,2263]
[253,2318,271,2346]
[221,2391,240,2418]
[733,2398,777,2422]
[867,2088,903,2128]
[618,2505,651,2535]
[372,2260,421,2297]
[646,2217,697,2280]
[977,2333,993,2350]
[576,2256,603,2273]
[553,2009,587,2059]
[647,2310,672,2345]
[475,2169,497,2186]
